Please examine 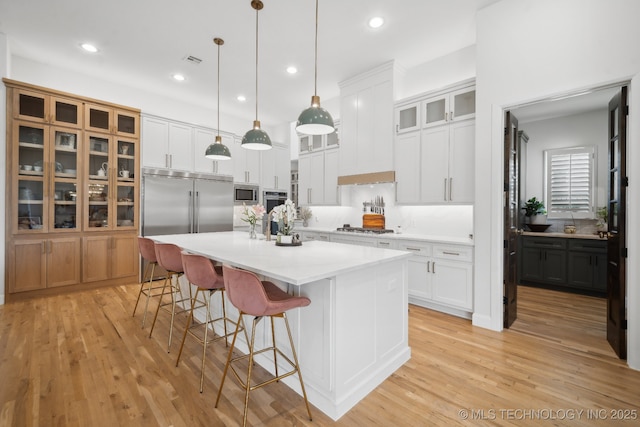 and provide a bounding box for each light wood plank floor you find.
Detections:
[1,284,639,426]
